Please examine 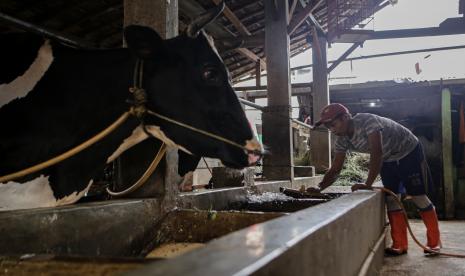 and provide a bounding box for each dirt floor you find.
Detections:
[0,243,204,275]
[0,256,157,276]
[146,243,205,258]
[381,220,465,276]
